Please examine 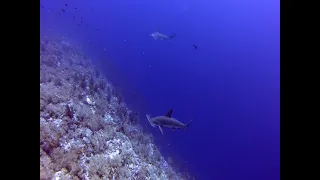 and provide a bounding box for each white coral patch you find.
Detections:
[61,141,71,152]
[53,171,63,180]
[104,114,113,122]
[86,96,94,105]
[148,143,154,156]
[52,119,62,127]
[53,170,70,180]
[90,107,95,114]
[108,149,120,159]
[60,138,84,152]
